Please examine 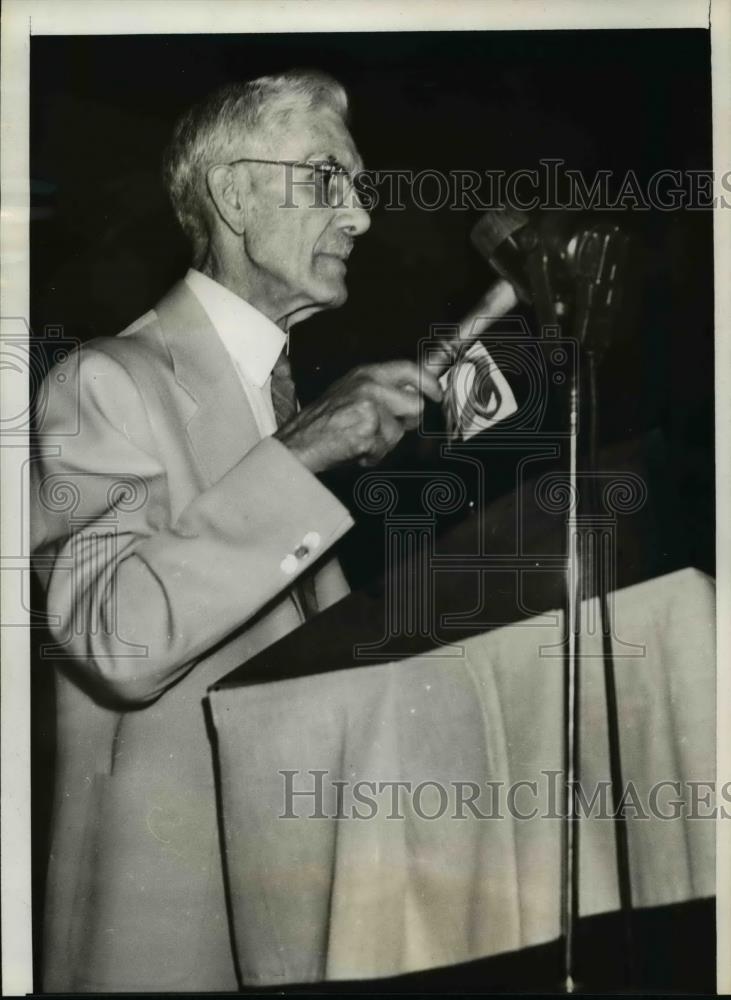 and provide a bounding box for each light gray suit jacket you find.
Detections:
[31,280,353,991]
